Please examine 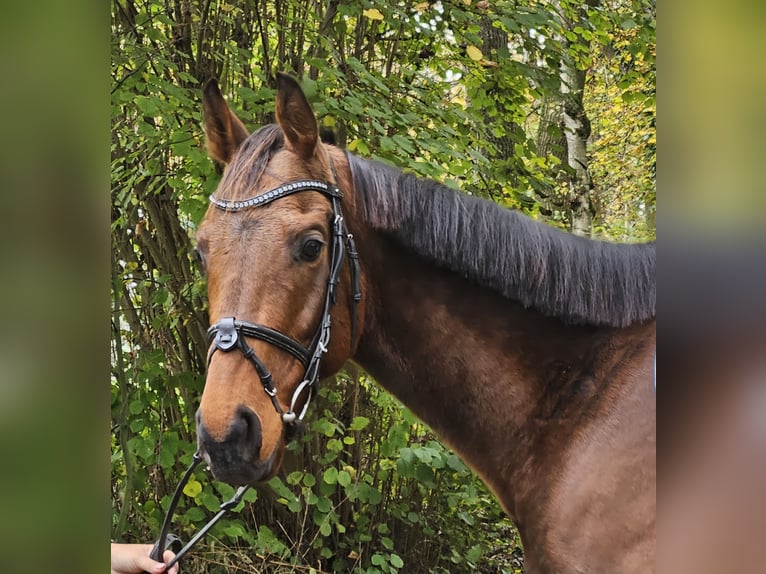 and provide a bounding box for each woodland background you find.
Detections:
[111,0,655,572]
